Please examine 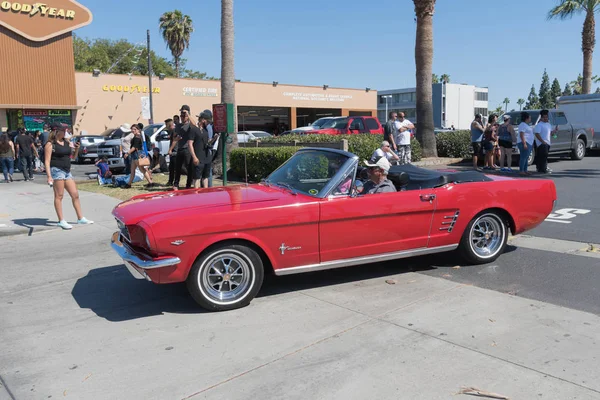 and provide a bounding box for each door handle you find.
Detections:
[420,194,436,202]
